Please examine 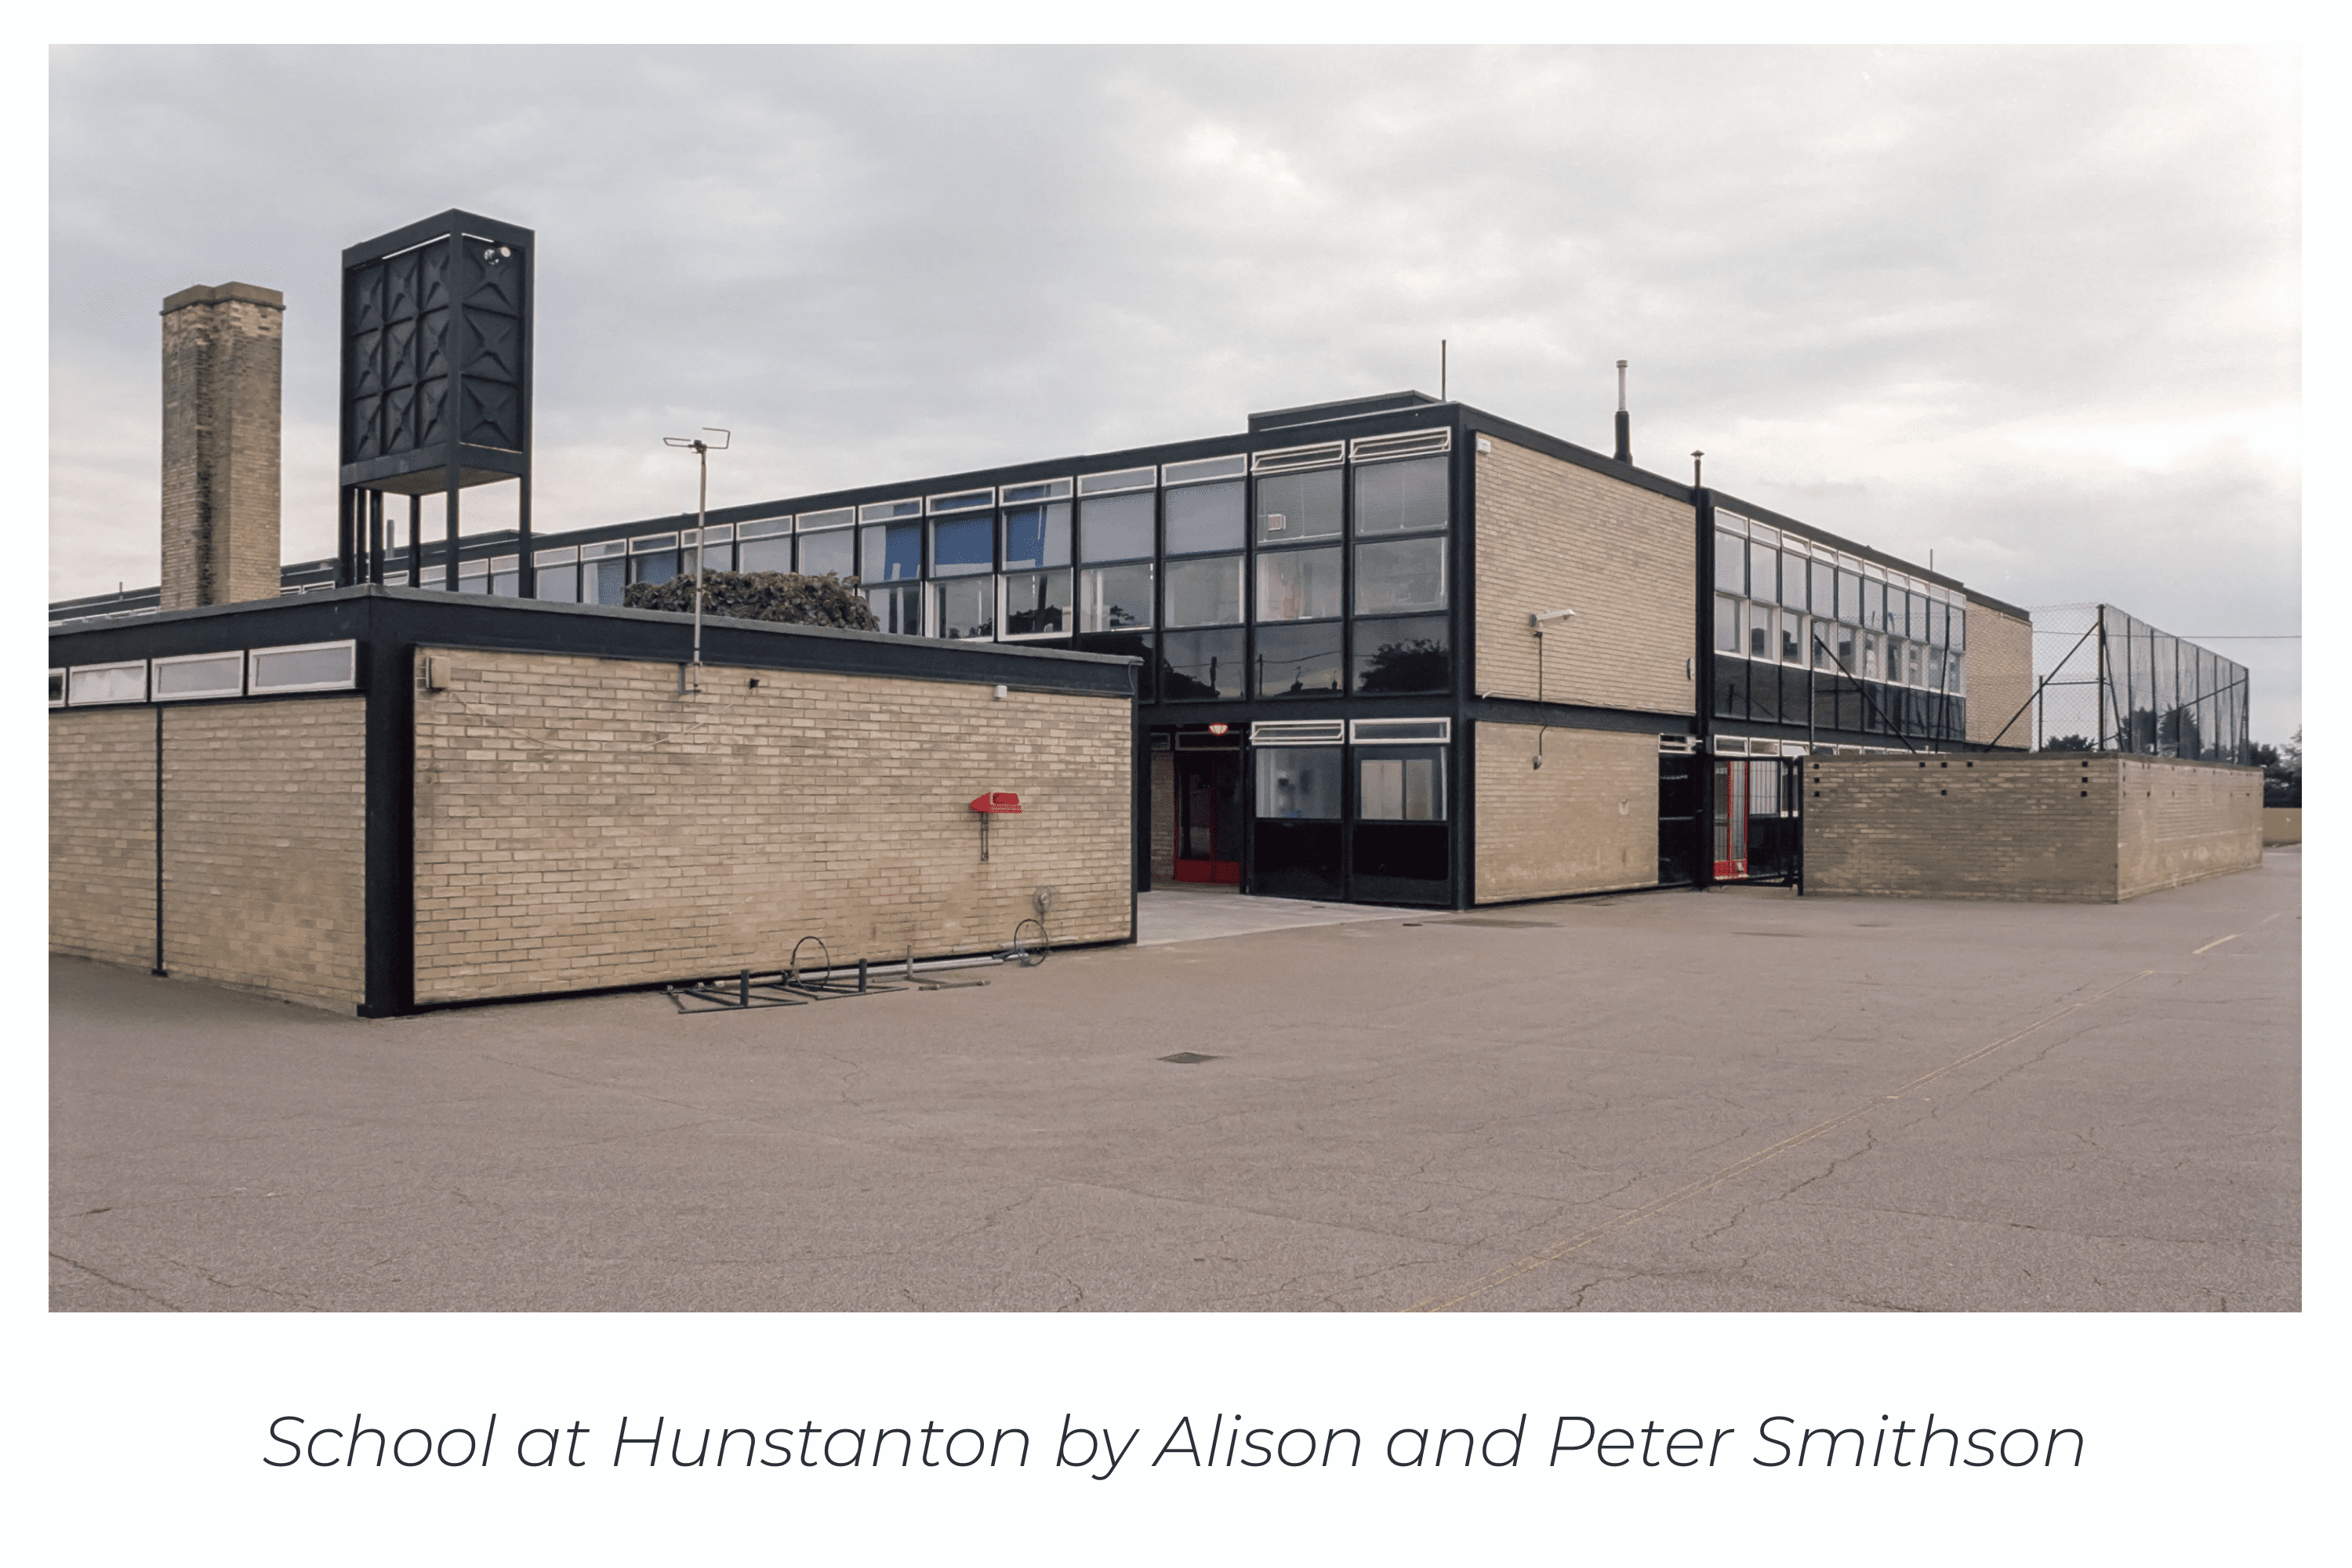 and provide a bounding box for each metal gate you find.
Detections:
[1712,756,1802,884]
